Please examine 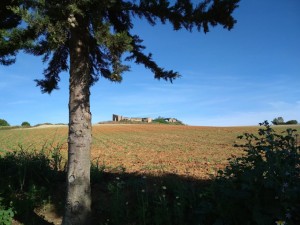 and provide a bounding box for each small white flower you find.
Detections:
[68,14,77,28]
[162,186,167,190]
[116,177,120,180]
[141,189,145,193]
